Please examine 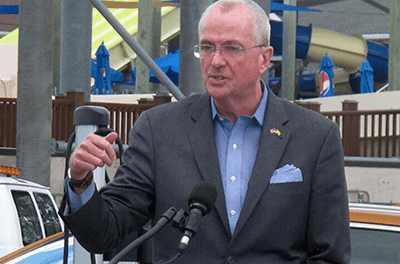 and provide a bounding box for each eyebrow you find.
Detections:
[200,40,214,45]
[200,40,242,46]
